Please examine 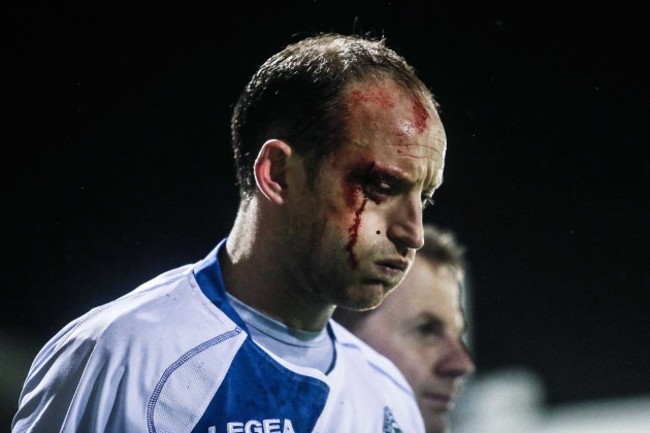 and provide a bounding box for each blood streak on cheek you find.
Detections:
[343,159,373,206]
[344,196,368,268]
[341,160,377,266]
[343,182,361,208]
